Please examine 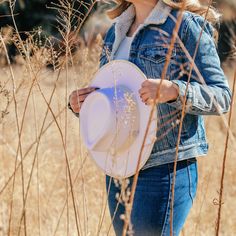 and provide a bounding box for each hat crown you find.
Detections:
[80,85,140,155]
[79,60,157,178]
